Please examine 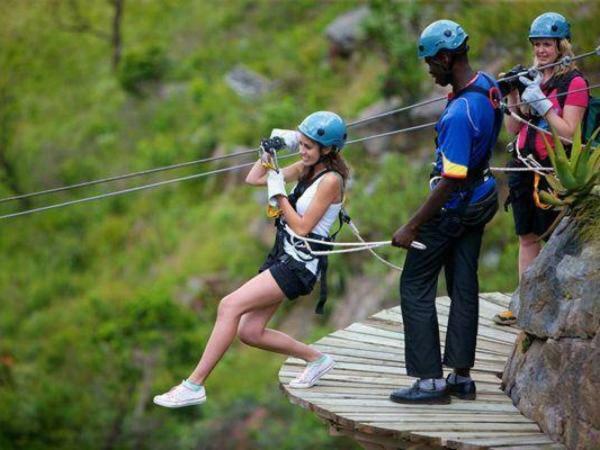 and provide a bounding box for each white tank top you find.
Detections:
[283,174,343,274]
